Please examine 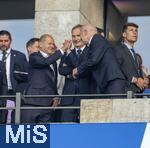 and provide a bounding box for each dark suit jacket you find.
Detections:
[0,49,28,95]
[23,50,62,106]
[59,47,90,105]
[114,42,142,93]
[77,34,125,94]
